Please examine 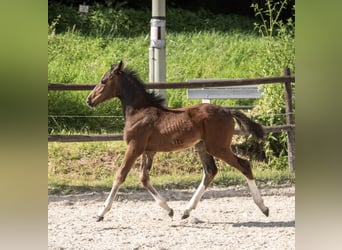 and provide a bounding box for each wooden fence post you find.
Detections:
[284,68,295,171]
